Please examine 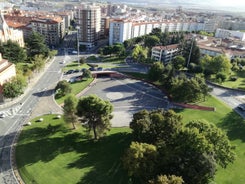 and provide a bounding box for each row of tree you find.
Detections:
[1,32,56,99]
[148,61,211,103]
[123,109,235,184]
